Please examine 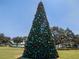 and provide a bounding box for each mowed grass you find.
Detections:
[0,47,23,59]
[58,50,79,59]
[0,47,79,59]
